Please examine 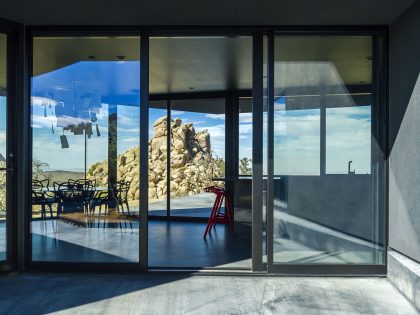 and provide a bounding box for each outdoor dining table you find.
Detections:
[40,185,111,214]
